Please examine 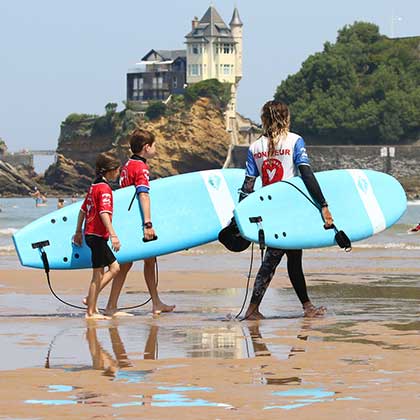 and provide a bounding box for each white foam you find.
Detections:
[355,242,420,250]
[0,228,18,236]
[0,245,16,255]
